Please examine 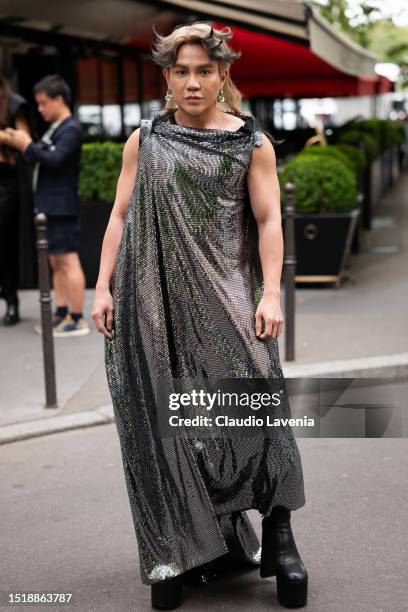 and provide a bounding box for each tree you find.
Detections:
[310,0,390,47]
[311,0,408,88]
